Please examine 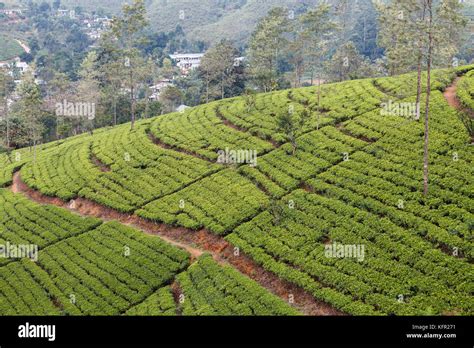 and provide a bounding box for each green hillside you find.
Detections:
[0,190,296,315]
[0,66,473,316]
[0,35,23,61]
